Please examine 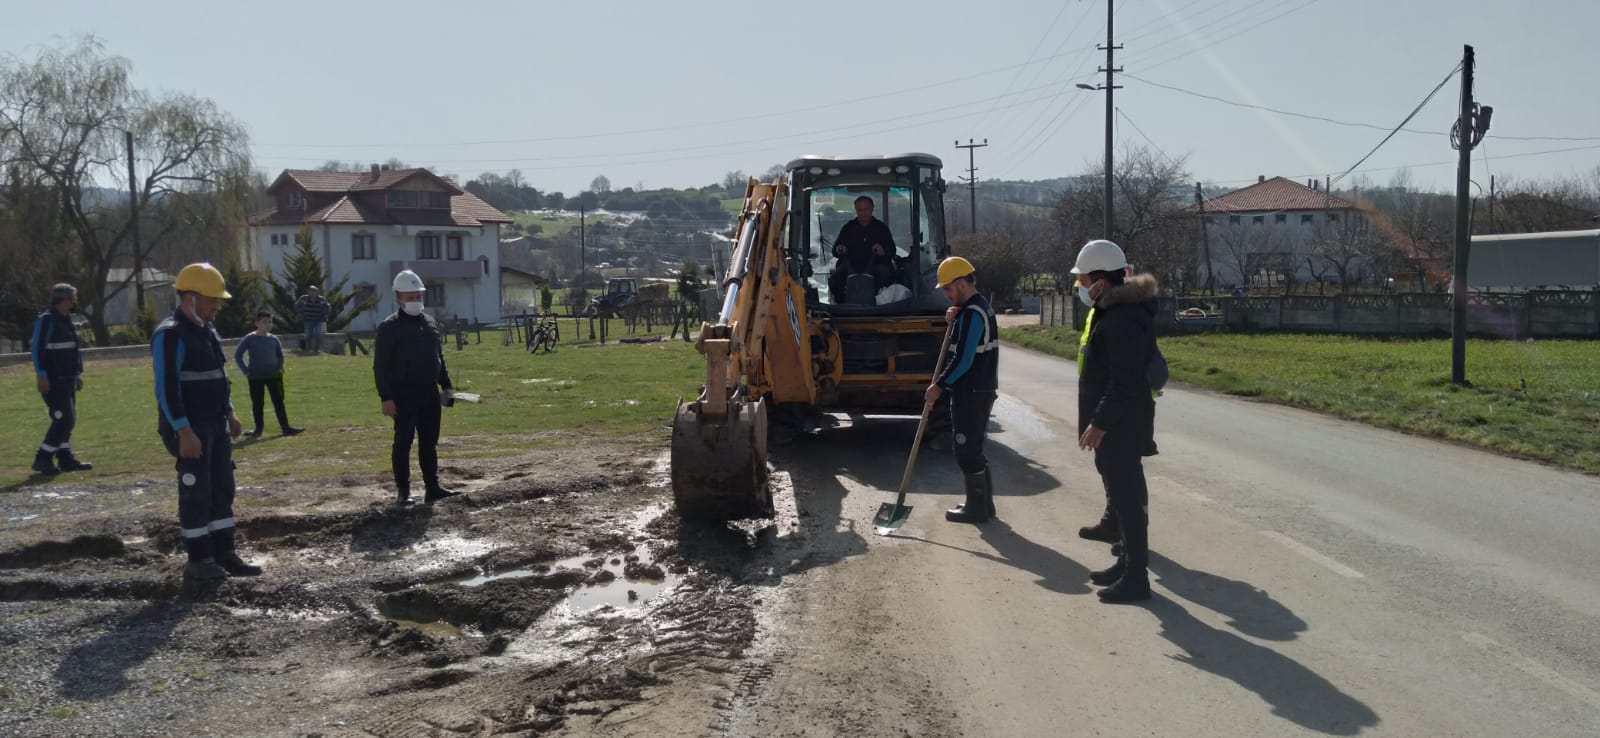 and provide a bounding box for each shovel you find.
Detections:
[873,322,956,535]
